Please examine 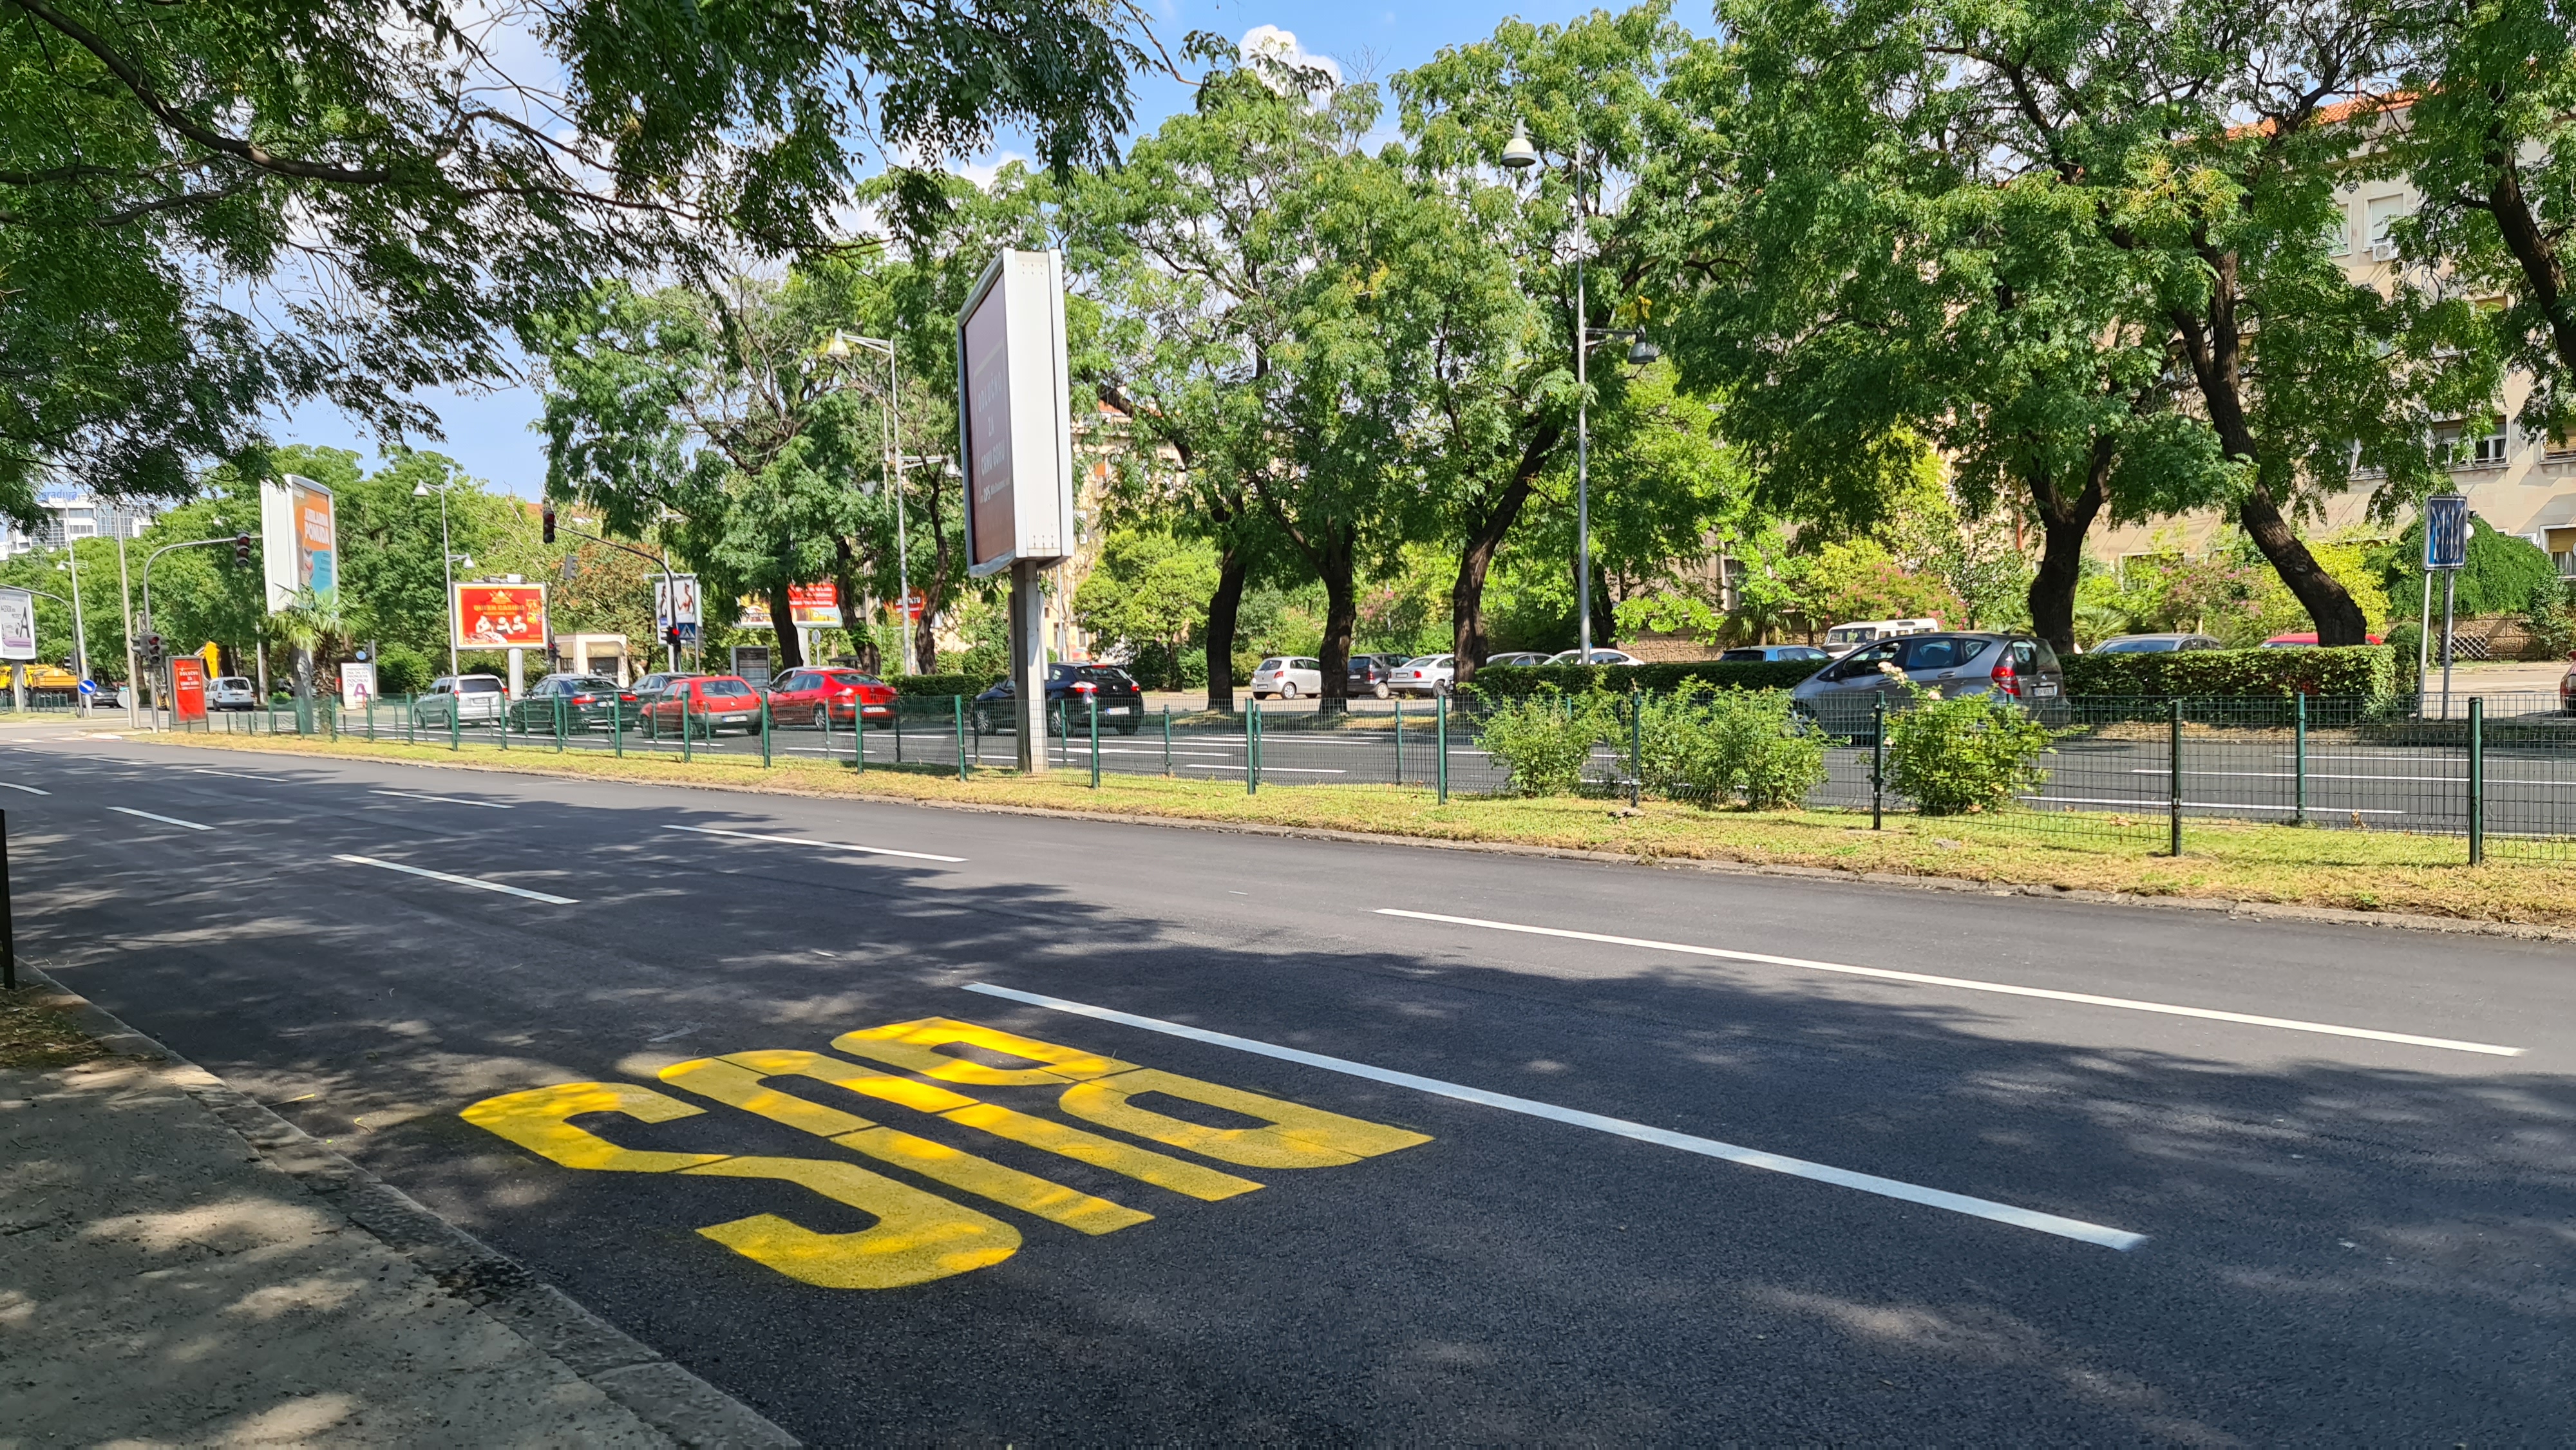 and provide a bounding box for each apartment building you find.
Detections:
[0,489,163,558]
[2090,113,2576,578]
